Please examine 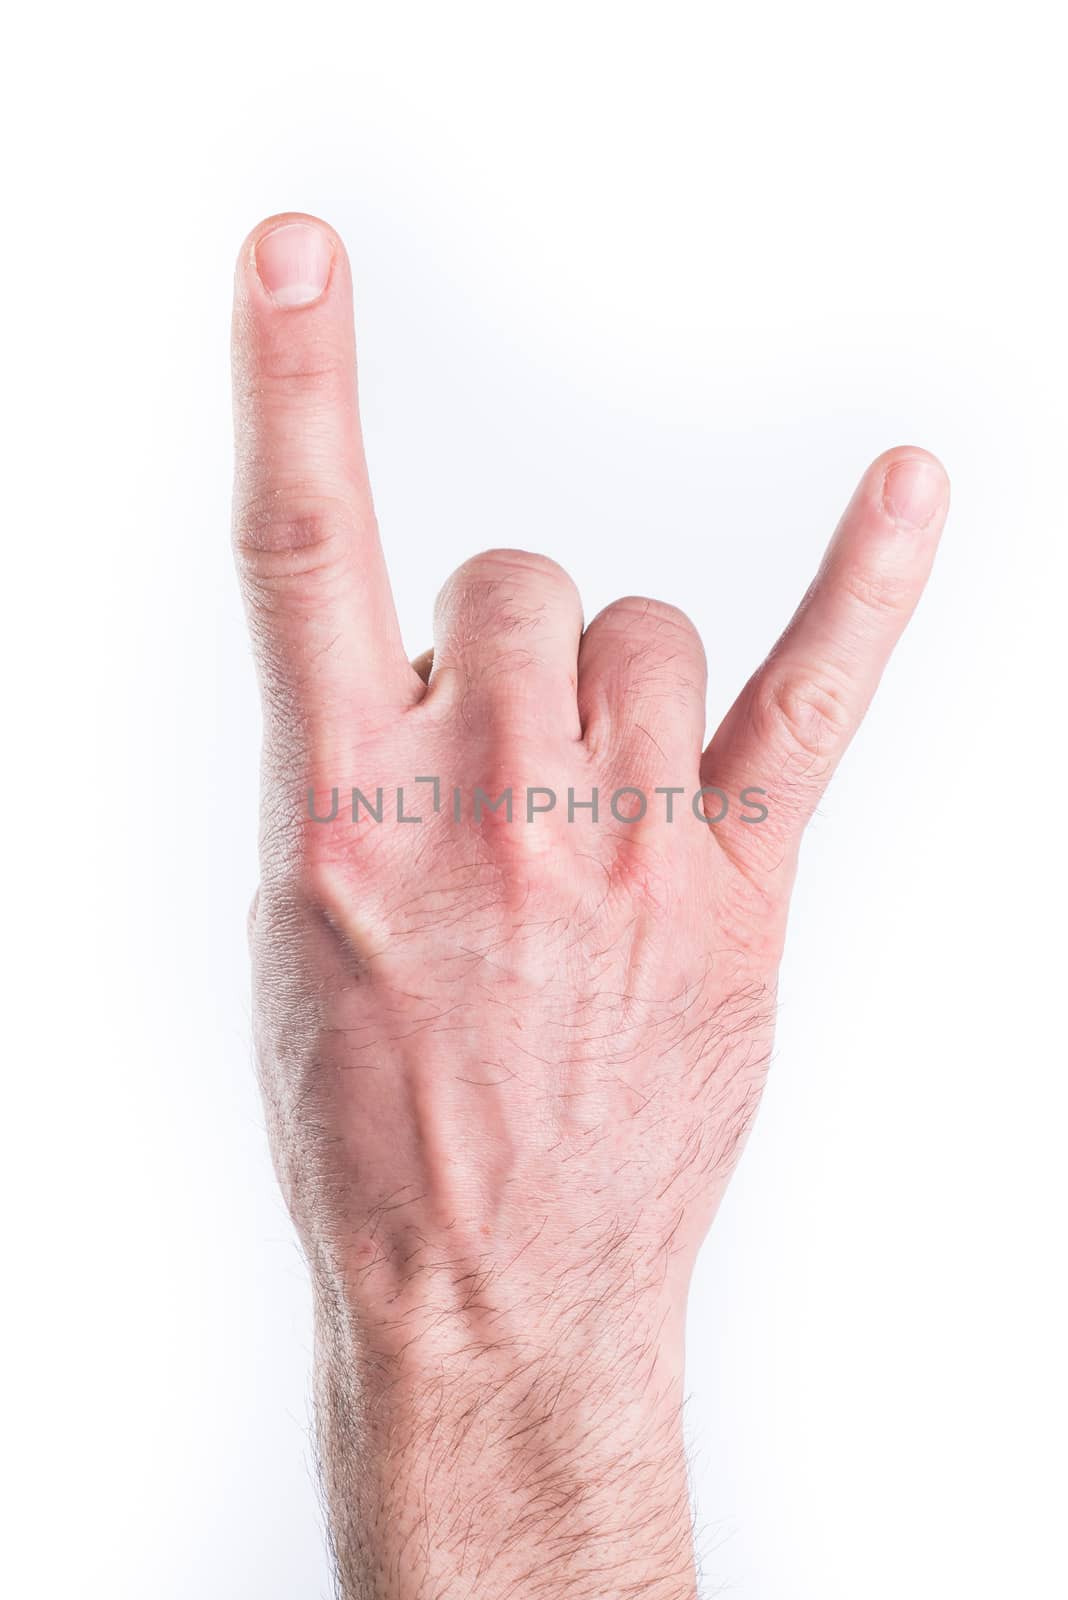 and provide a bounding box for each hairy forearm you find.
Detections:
[312,1266,698,1600]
